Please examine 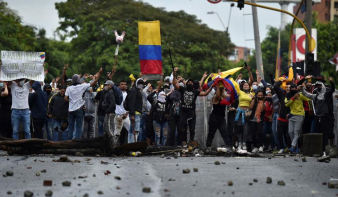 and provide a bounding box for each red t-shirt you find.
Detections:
[264,101,273,122]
